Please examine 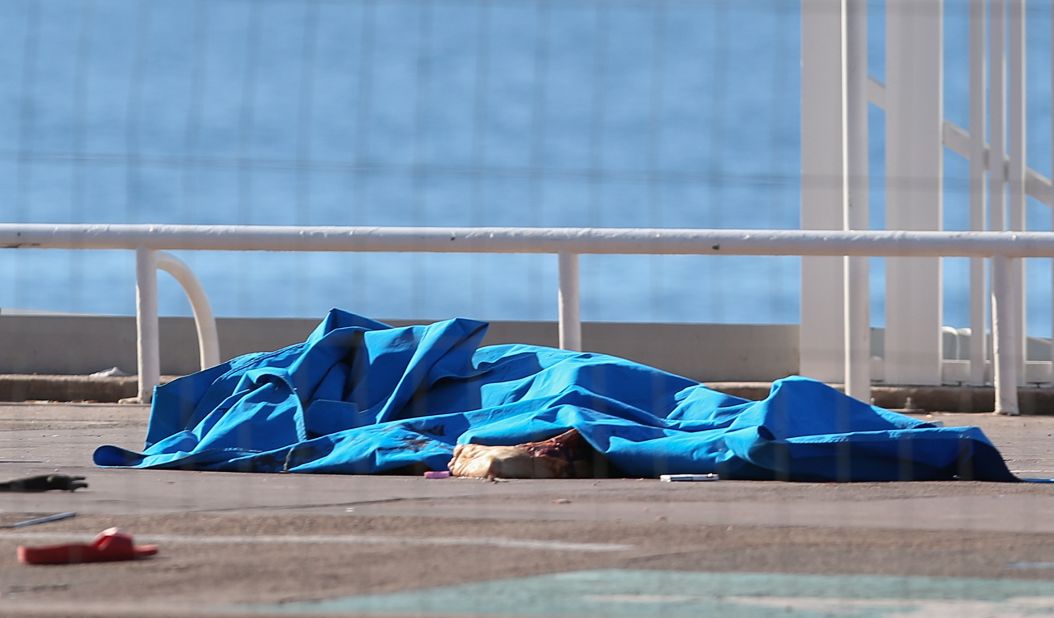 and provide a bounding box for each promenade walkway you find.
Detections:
[1,404,1053,617]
